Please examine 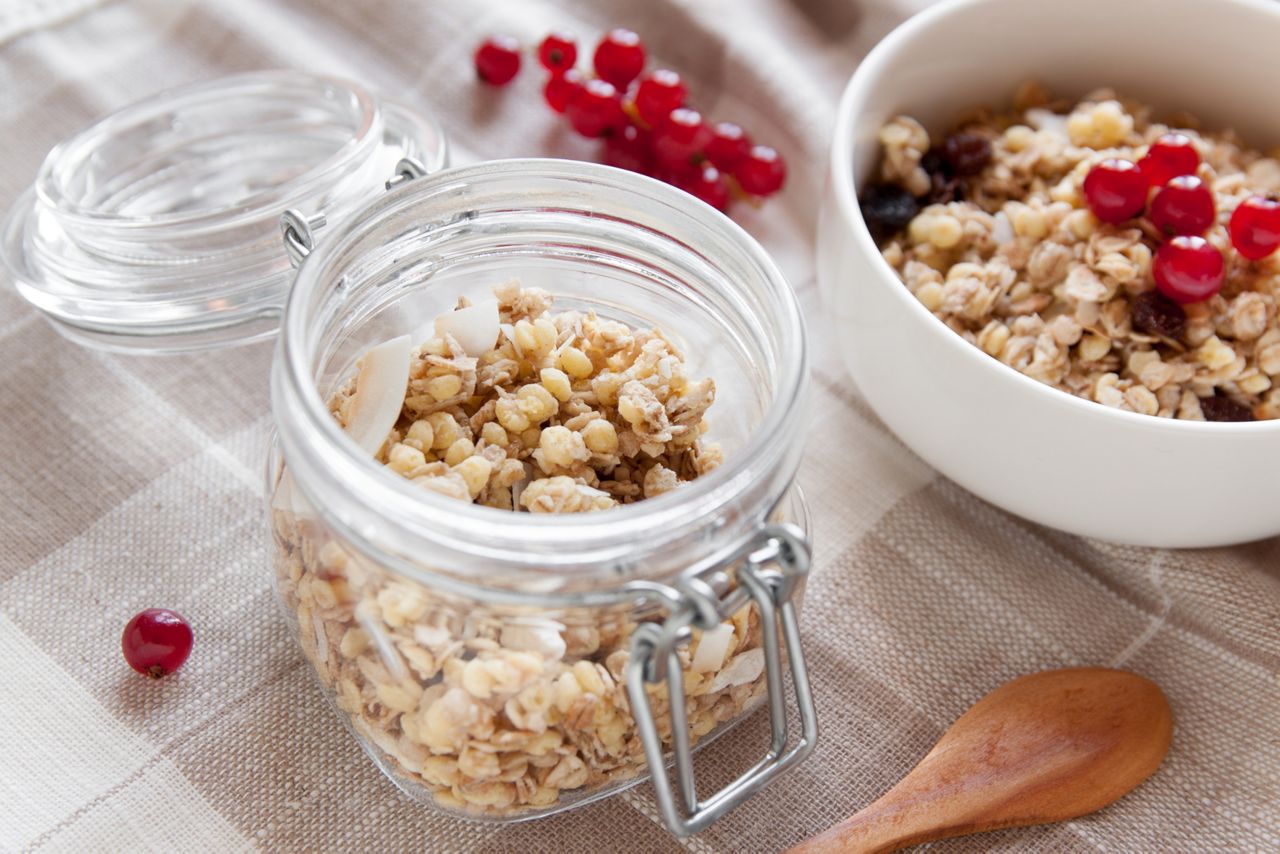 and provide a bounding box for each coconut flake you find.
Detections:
[1026,108,1069,142]
[500,618,568,660]
[501,321,522,359]
[691,622,735,673]
[992,211,1014,245]
[270,470,296,511]
[707,648,765,692]
[344,335,412,455]
[511,462,533,509]
[434,298,499,355]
